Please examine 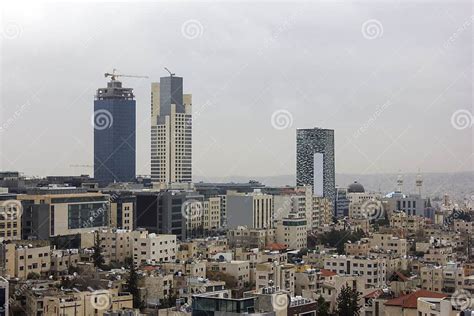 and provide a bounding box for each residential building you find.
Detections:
[275,217,307,250]
[227,227,274,249]
[2,241,51,279]
[132,231,177,266]
[255,262,296,296]
[50,249,79,274]
[323,255,386,288]
[0,199,21,241]
[98,229,134,264]
[206,260,250,288]
[369,233,408,257]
